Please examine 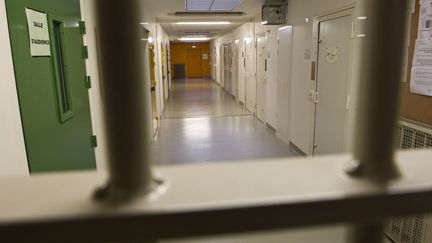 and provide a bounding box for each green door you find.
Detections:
[6,0,96,173]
